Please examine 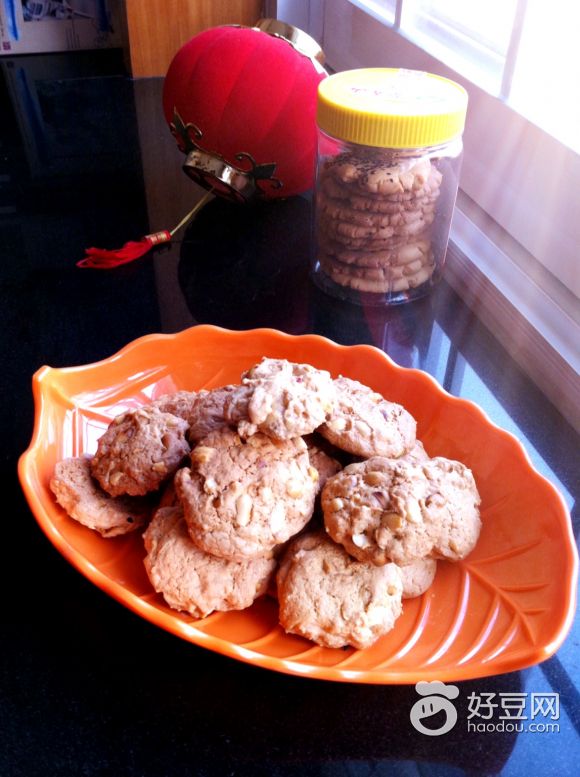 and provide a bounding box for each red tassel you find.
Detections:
[78,190,214,269]
[77,231,171,269]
